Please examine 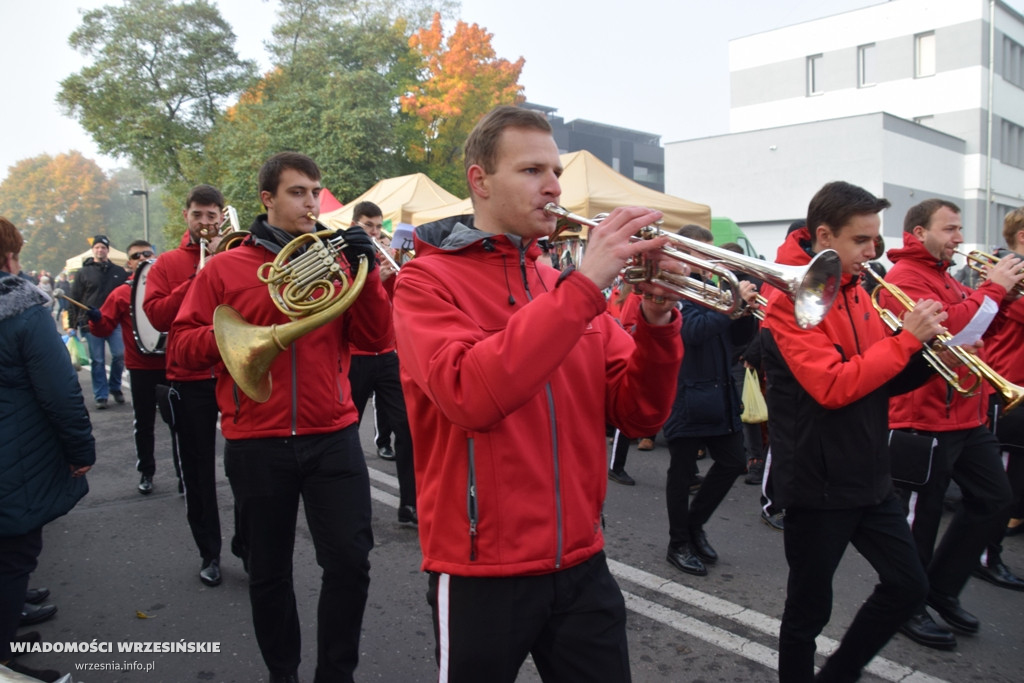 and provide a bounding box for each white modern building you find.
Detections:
[666,0,1024,258]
